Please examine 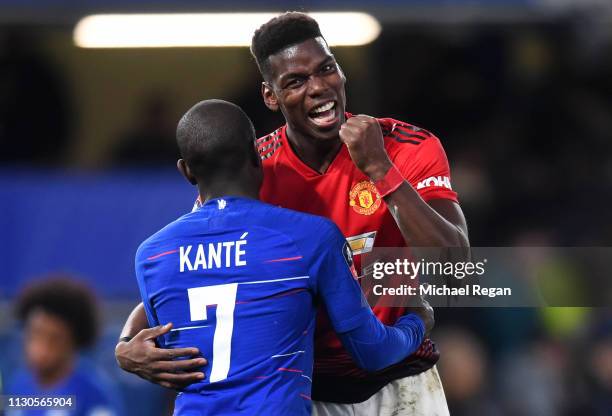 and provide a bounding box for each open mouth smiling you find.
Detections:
[307,100,338,128]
